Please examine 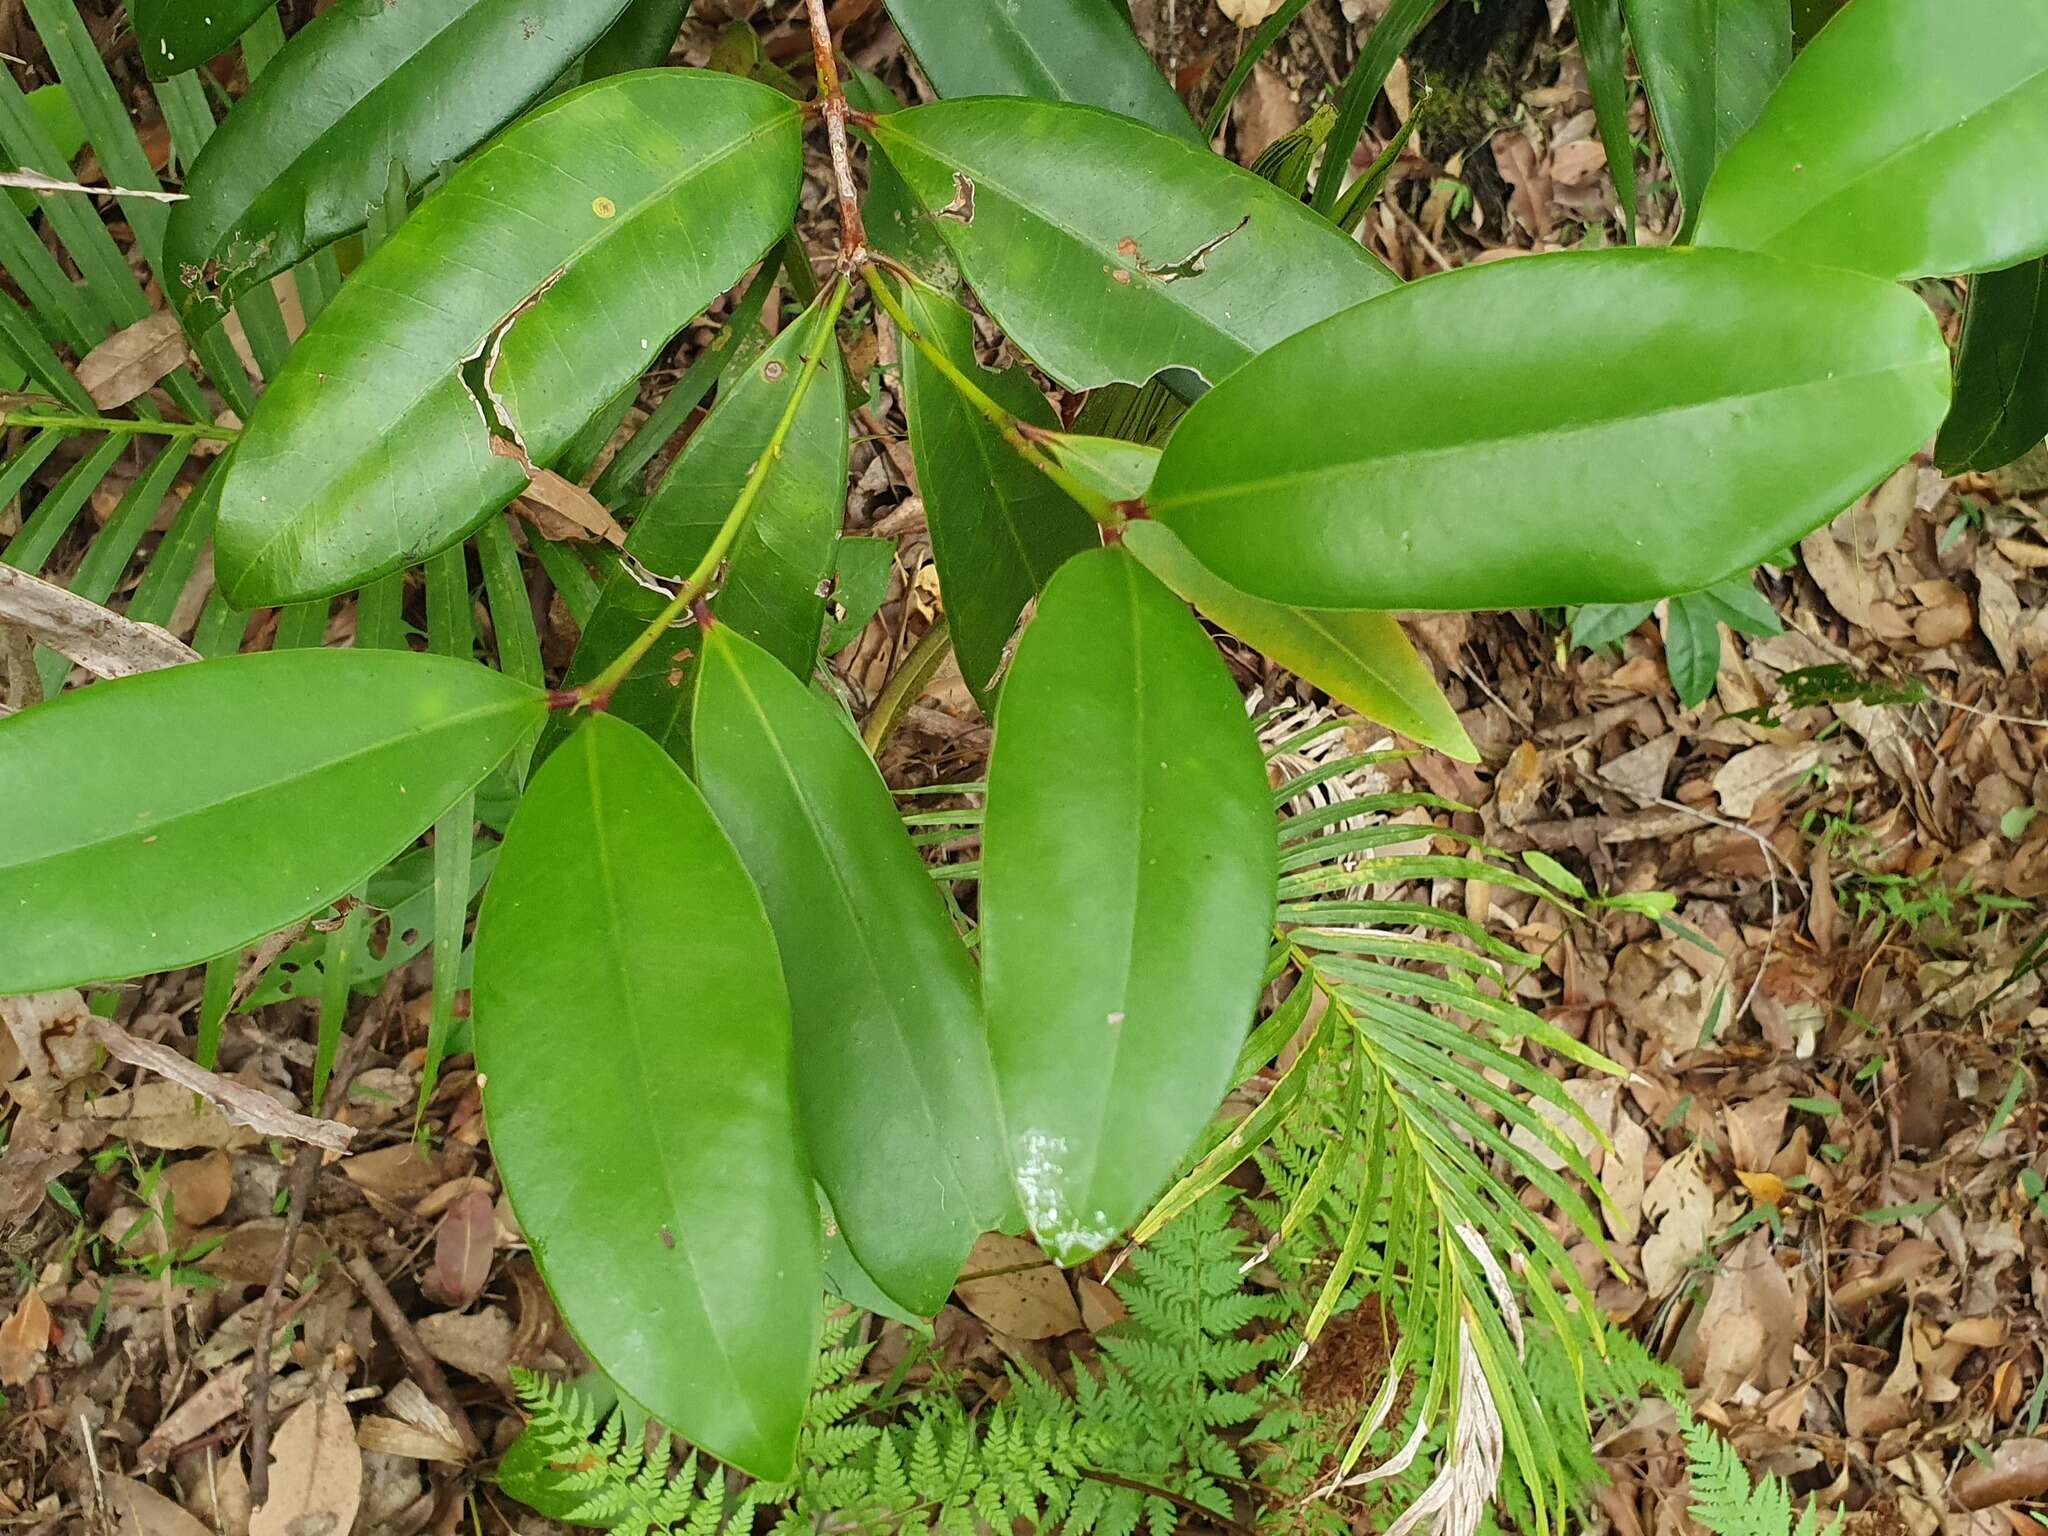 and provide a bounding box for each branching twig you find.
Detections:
[803,0,867,266]
[574,276,853,707]
[862,272,1124,529]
